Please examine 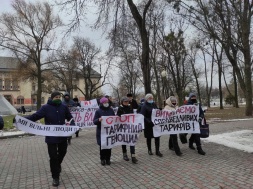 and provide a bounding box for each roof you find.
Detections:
[0,57,19,70]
